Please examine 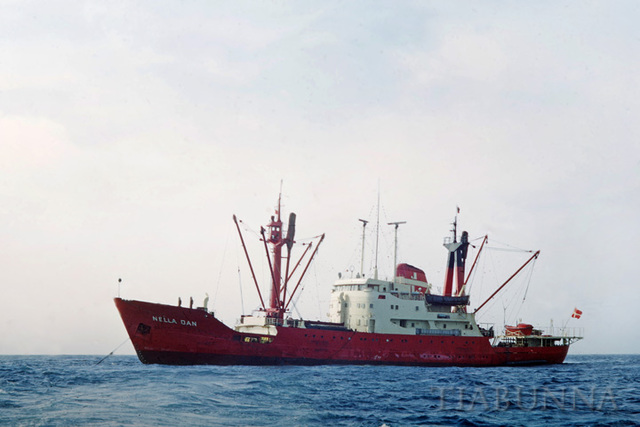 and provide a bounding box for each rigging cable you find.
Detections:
[234,238,247,315]
[485,239,533,253]
[521,256,537,302]
[504,258,537,325]
[237,266,245,315]
[311,261,323,319]
[474,248,538,325]
[213,228,230,314]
